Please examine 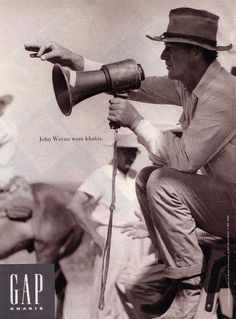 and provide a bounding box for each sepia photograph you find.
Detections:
[0,0,235,318]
